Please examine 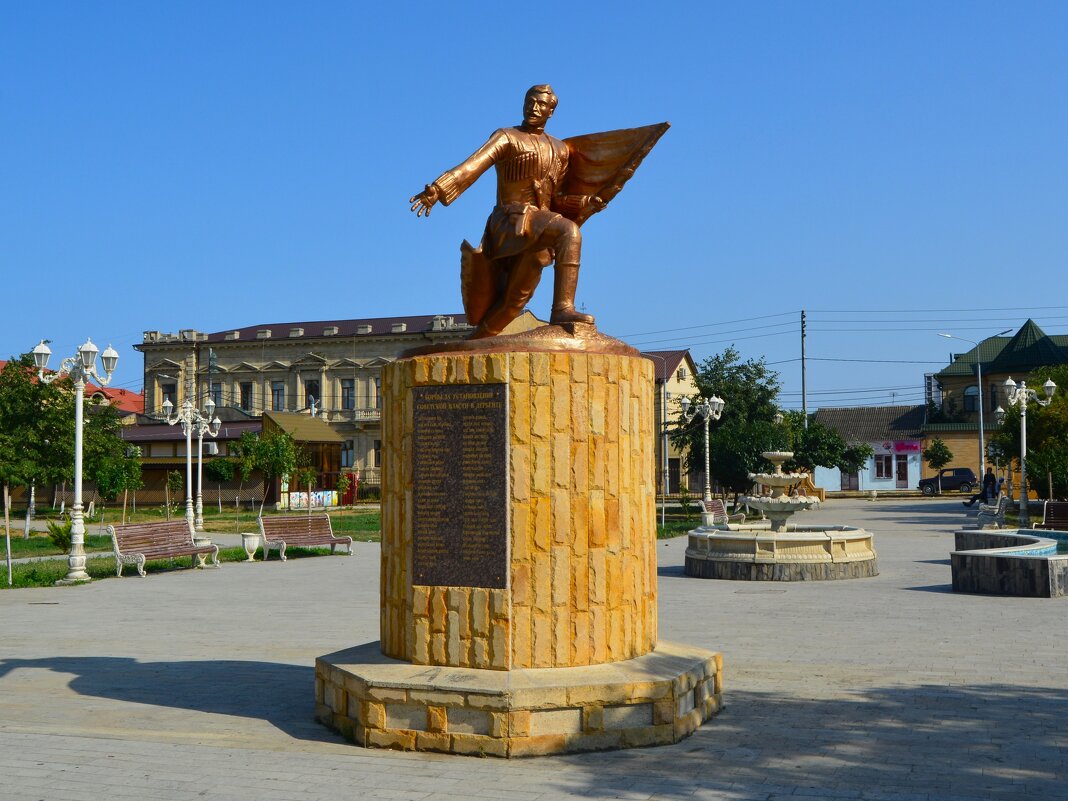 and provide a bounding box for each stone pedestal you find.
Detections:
[317,339,723,755]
